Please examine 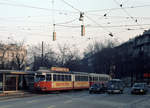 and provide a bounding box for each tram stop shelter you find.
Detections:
[0,70,35,94]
